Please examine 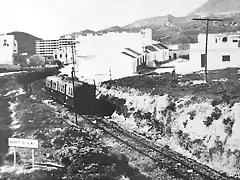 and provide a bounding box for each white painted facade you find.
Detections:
[36,37,76,63]
[152,44,169,61]
[0,34,18,65]
[188,33,240,72]
[73,29,170,80]
[73,29,153,80]
[53,47,74,64]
